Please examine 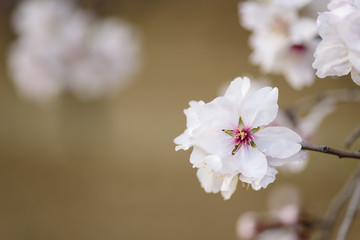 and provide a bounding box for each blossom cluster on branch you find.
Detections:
[8,0,140,102]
